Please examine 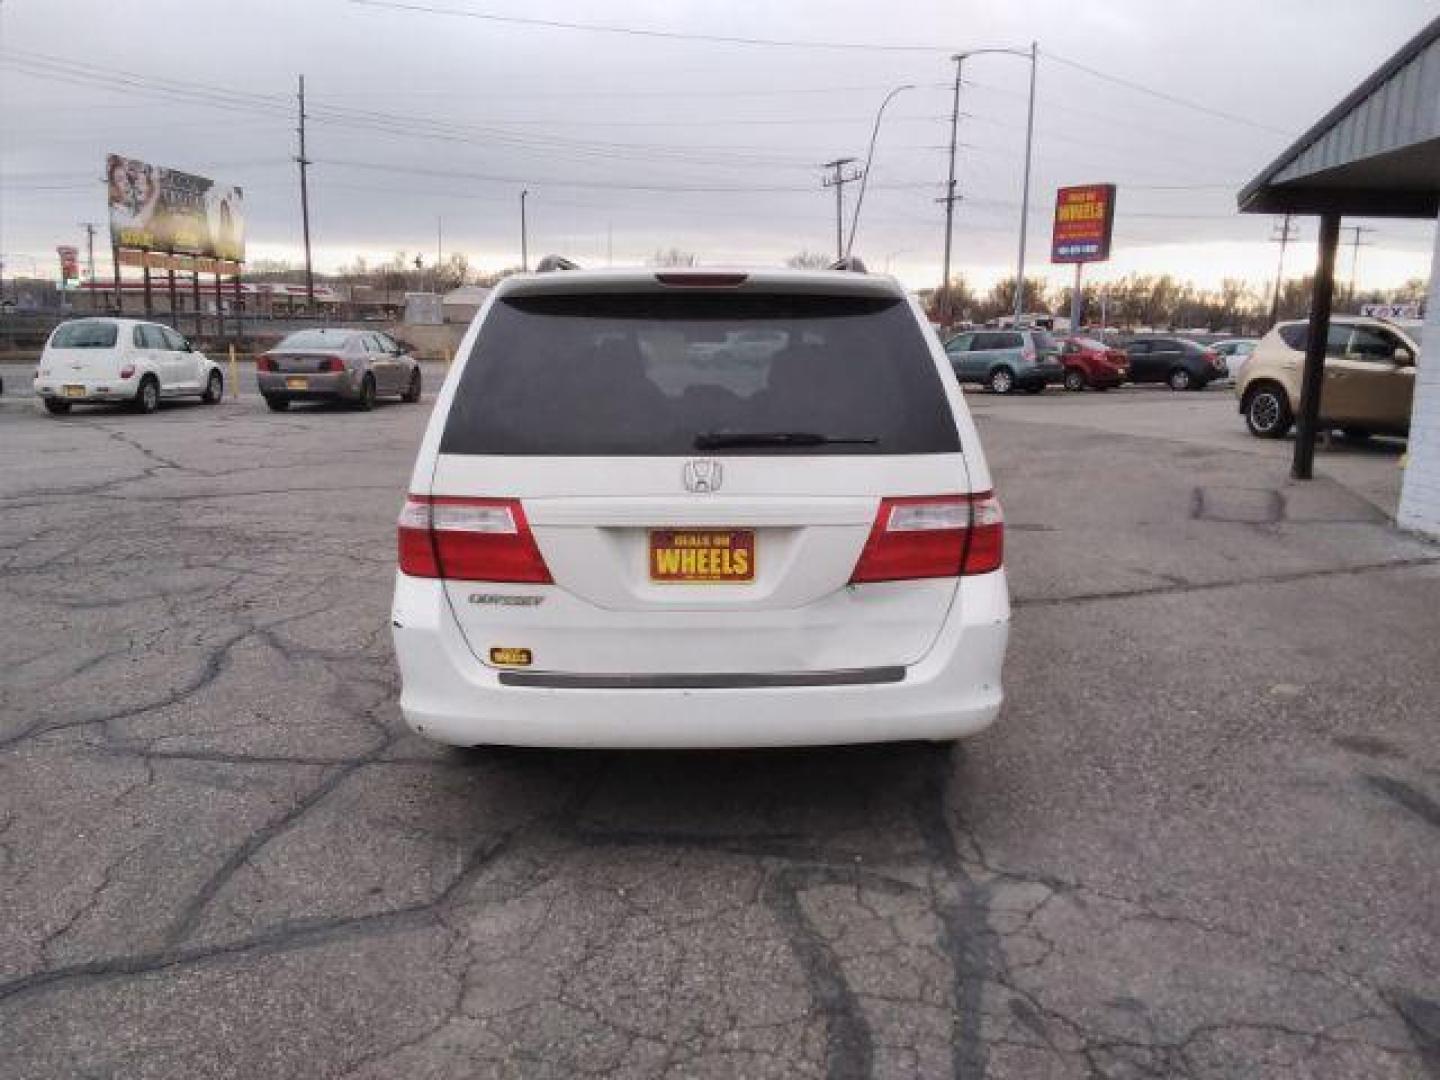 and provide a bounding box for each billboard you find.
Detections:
[1051,183,1116,264]
[106,154,245,262]
[57,245,81,286]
